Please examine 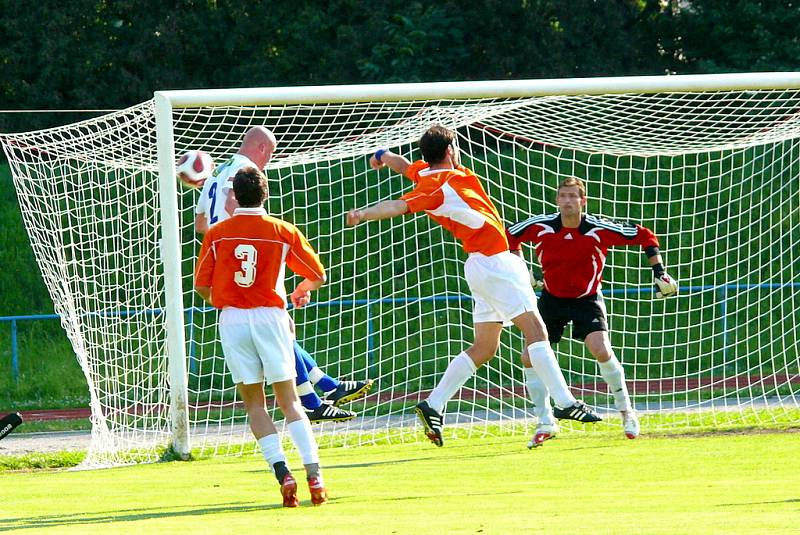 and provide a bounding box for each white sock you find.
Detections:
[527,341,576,409]
[524,367,555,426]
[598,355,632,412]
[296,381,314,396]
[308,367,325,385]
[427,352,477,413]
[287,418,319,465]
[257,433,286,467]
